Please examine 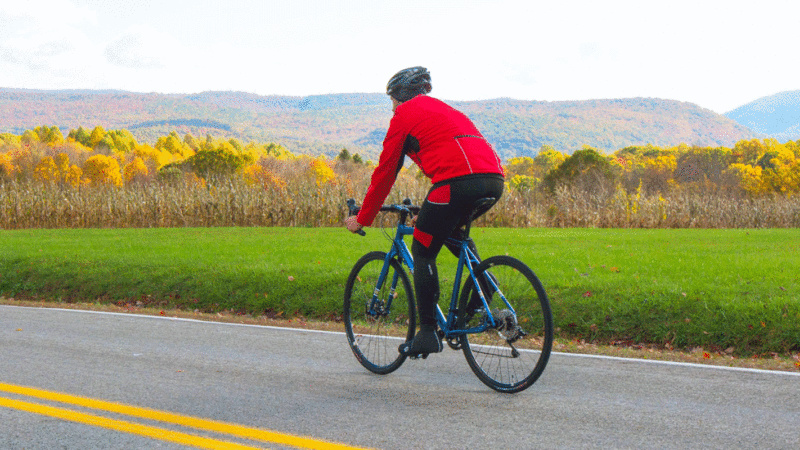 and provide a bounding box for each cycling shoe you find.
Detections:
[398,326,443,358]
